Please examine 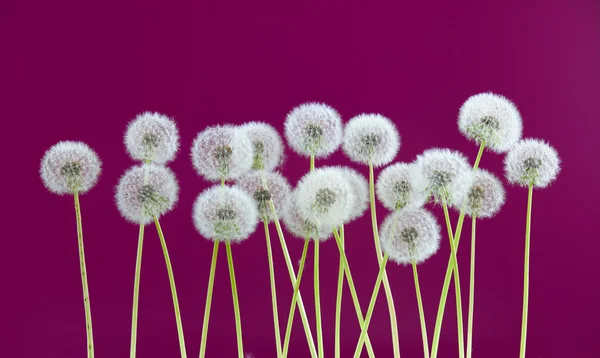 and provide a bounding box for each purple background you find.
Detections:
[3,0,599,357]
